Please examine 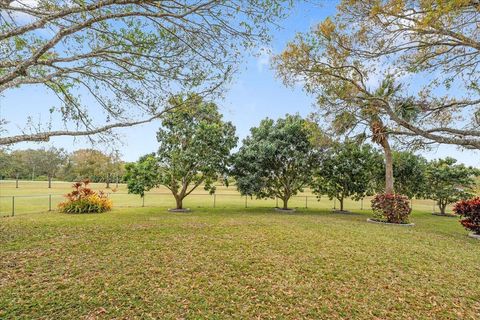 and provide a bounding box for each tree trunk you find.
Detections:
[439,201,446,215]
[175,195,183,209]
[380,138,394,194]
[282,185,292,210]
[339,197,344,211]
[106,174,110,189]
[48,176,52,188]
